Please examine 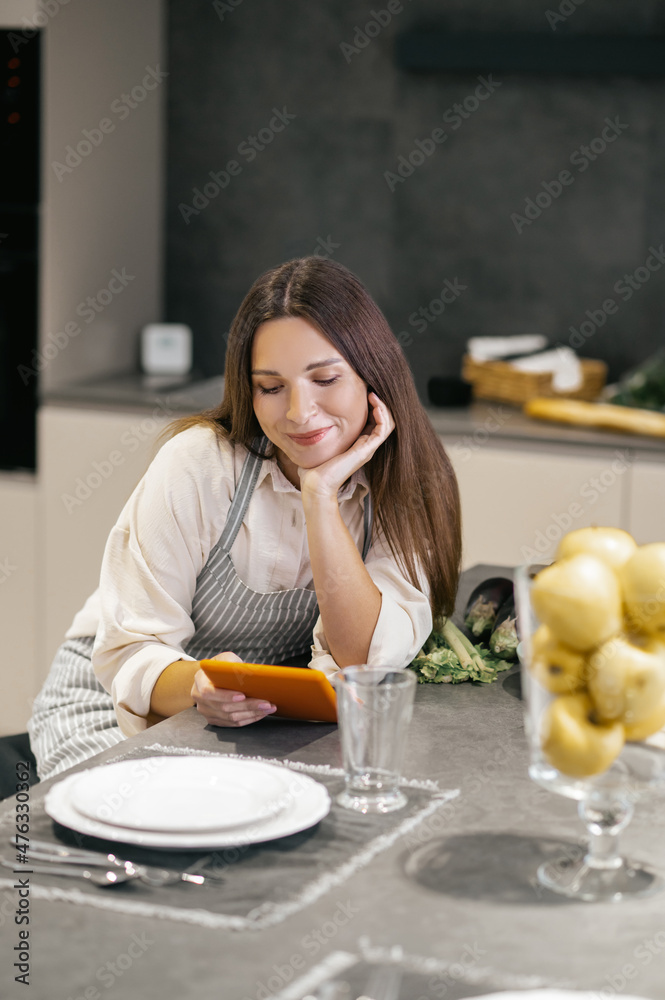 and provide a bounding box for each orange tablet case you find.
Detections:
[199,660,338,723]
